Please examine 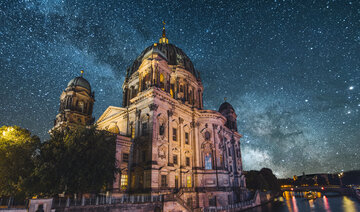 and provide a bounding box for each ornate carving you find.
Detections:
[158,145,166,159]
[149,103,159,111]
[167,110,173,117]
[179,117,184,124]
[136,109,141,117]
[172,147,180,153]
